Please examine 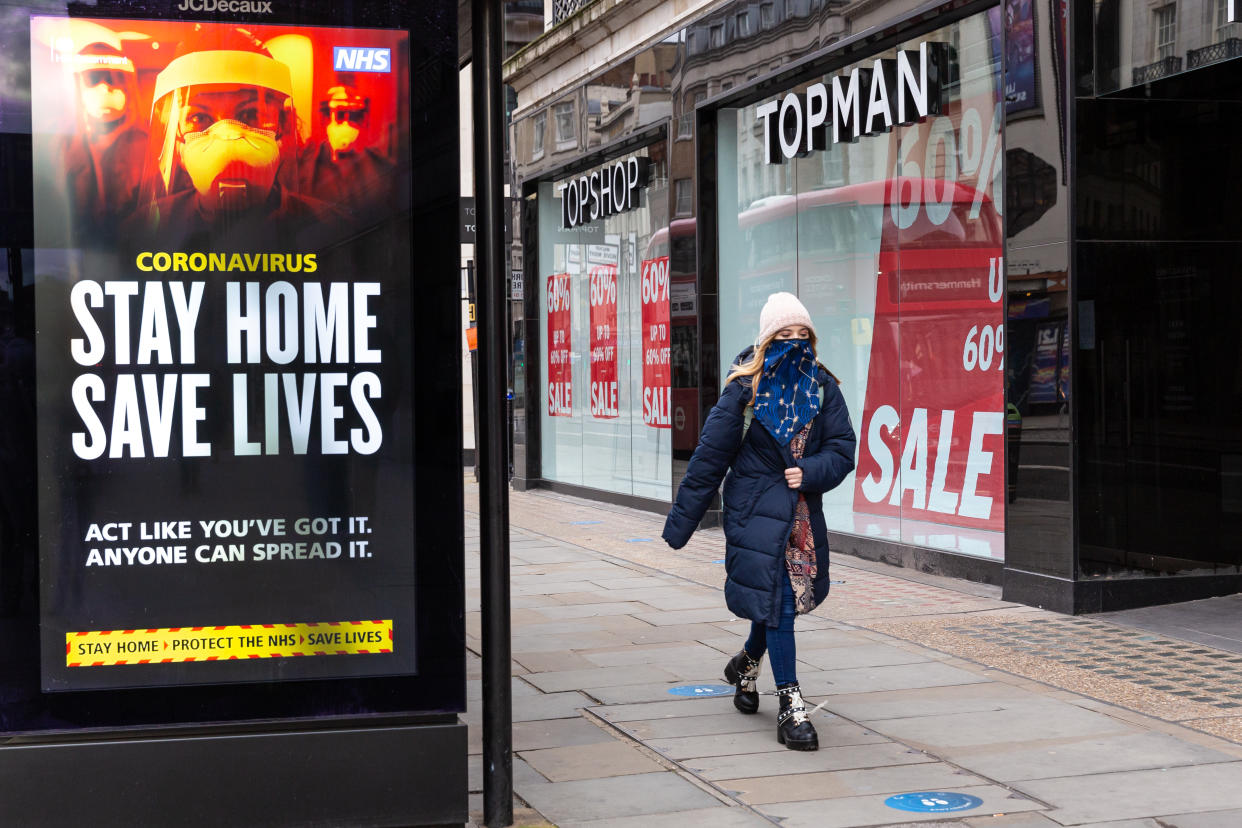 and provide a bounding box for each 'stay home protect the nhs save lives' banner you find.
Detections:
[640,256,671,428]
[588,264,618,419]
[547,272,572,416]
[30,17,415,691]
